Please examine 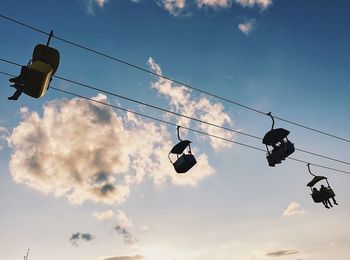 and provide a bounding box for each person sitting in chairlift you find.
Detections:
[312,187,330,208]
[320,184,338,207]
[8,66,28,100]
